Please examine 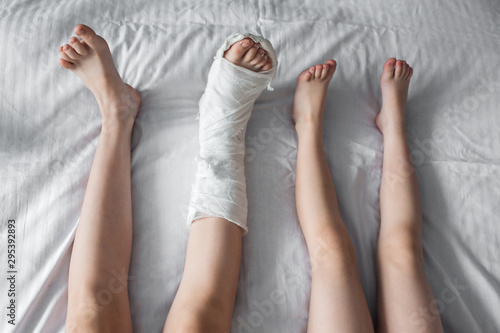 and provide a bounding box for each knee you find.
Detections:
[68,283,124,313]
[67,281,132,331]
[167,298,231,333]
[66,301,107,333]
[308,230,358,273]
[377,231,424,269]
[171,313,220,333]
